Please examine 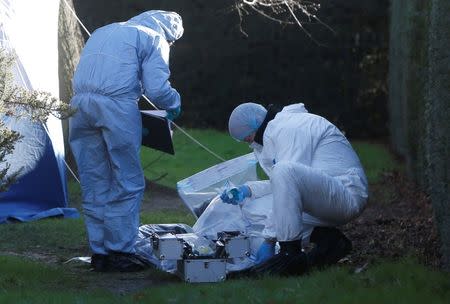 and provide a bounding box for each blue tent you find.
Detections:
[0,121,79,223]
[0,0,79,223]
